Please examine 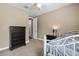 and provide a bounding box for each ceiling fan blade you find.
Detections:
[24,3,43,11]
[24,6,29,8]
